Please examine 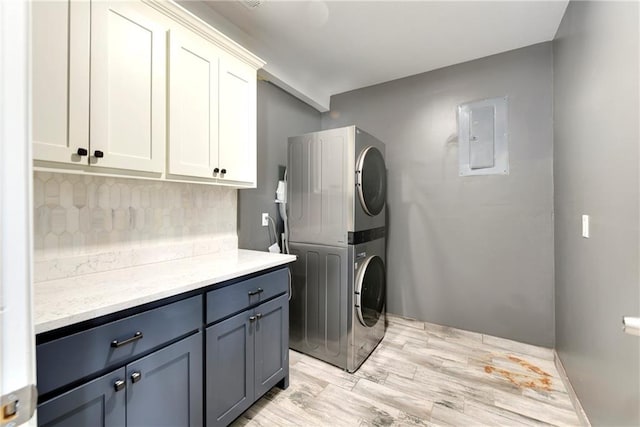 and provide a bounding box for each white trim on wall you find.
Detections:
[0,0,37,424]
